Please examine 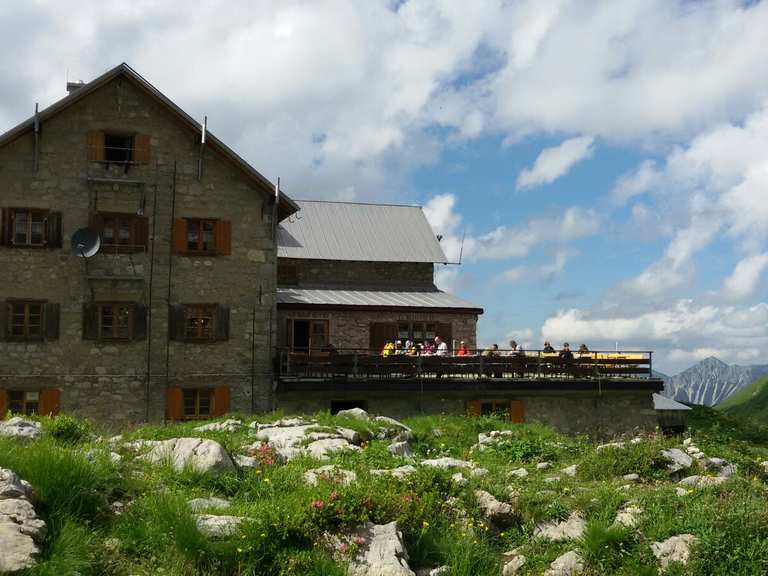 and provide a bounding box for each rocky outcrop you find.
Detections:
[337,407,369,421]
[0,418,42,441]
[195,514,243,539]
[474,490,516,528]
[370,465,418,480]
[421,457,474,470]
[508,467,528,478]
[544,550,584,576]
[502,549,526,575]
[651,534,698,571]
[304,465,357,487]
[614,503,643,528]
[249,421,362,462]
[387,441,413,458]
[141,438,236,474]
[0,468,47,573]
[348,521,415,576]
[188,496,231,512]
[659,448,693,474]
[534,512,586,541]
[677,475,727,488]
[193,419,243,433]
